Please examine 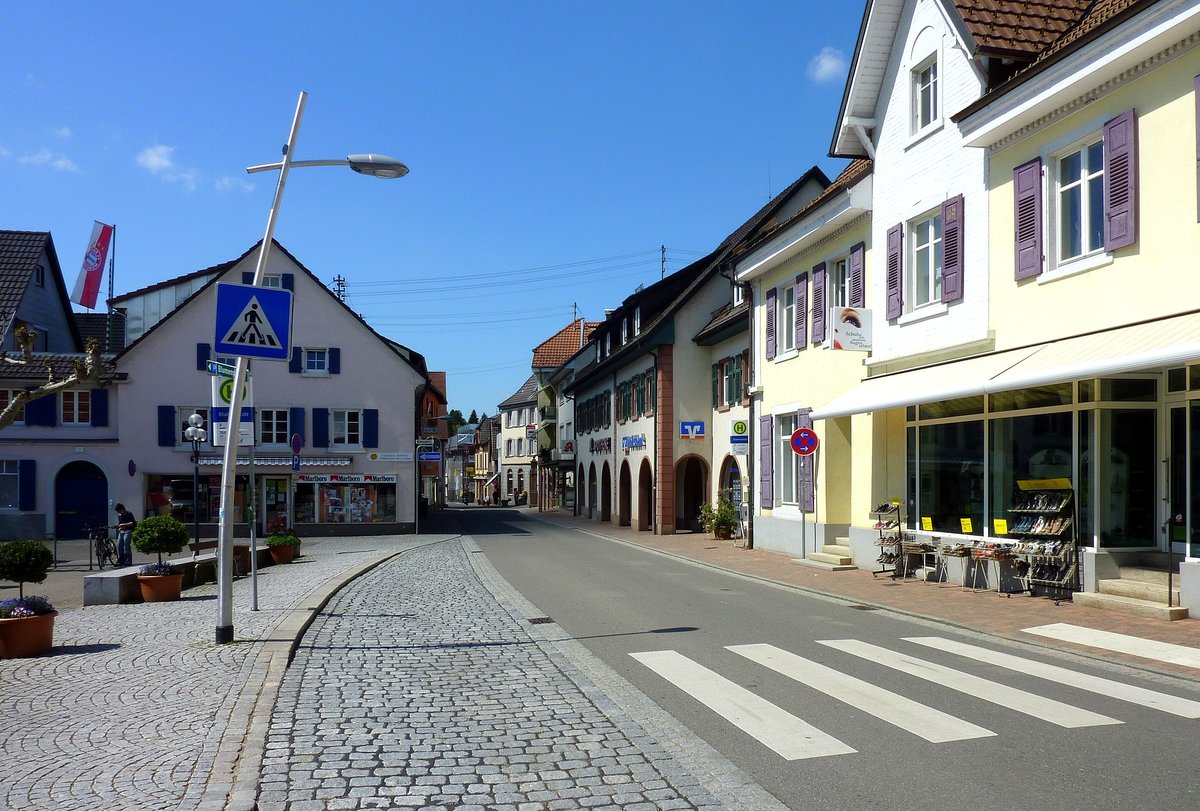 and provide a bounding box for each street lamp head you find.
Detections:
[346,153,409,179]
[188,412,205,429]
